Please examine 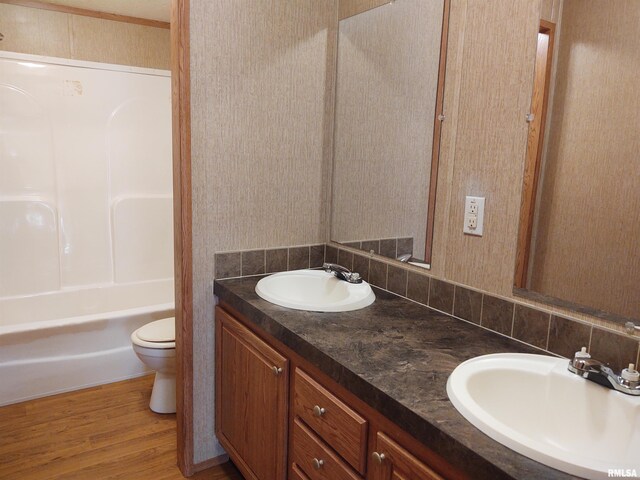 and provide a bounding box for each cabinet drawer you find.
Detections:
[293,368,368,474]
[291,463,311,480]
[292,418,362,480]
[370,431,444,480]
